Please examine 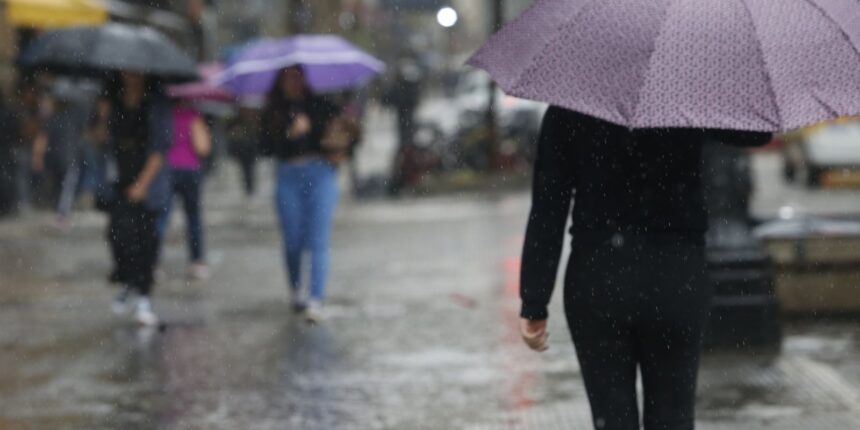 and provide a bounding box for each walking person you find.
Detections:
[518,107,769,430]
[157,100,212,280]
[105,71,172,326]
[227,106,259,199]
[42,86,87,229]
[261,66,343,323]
